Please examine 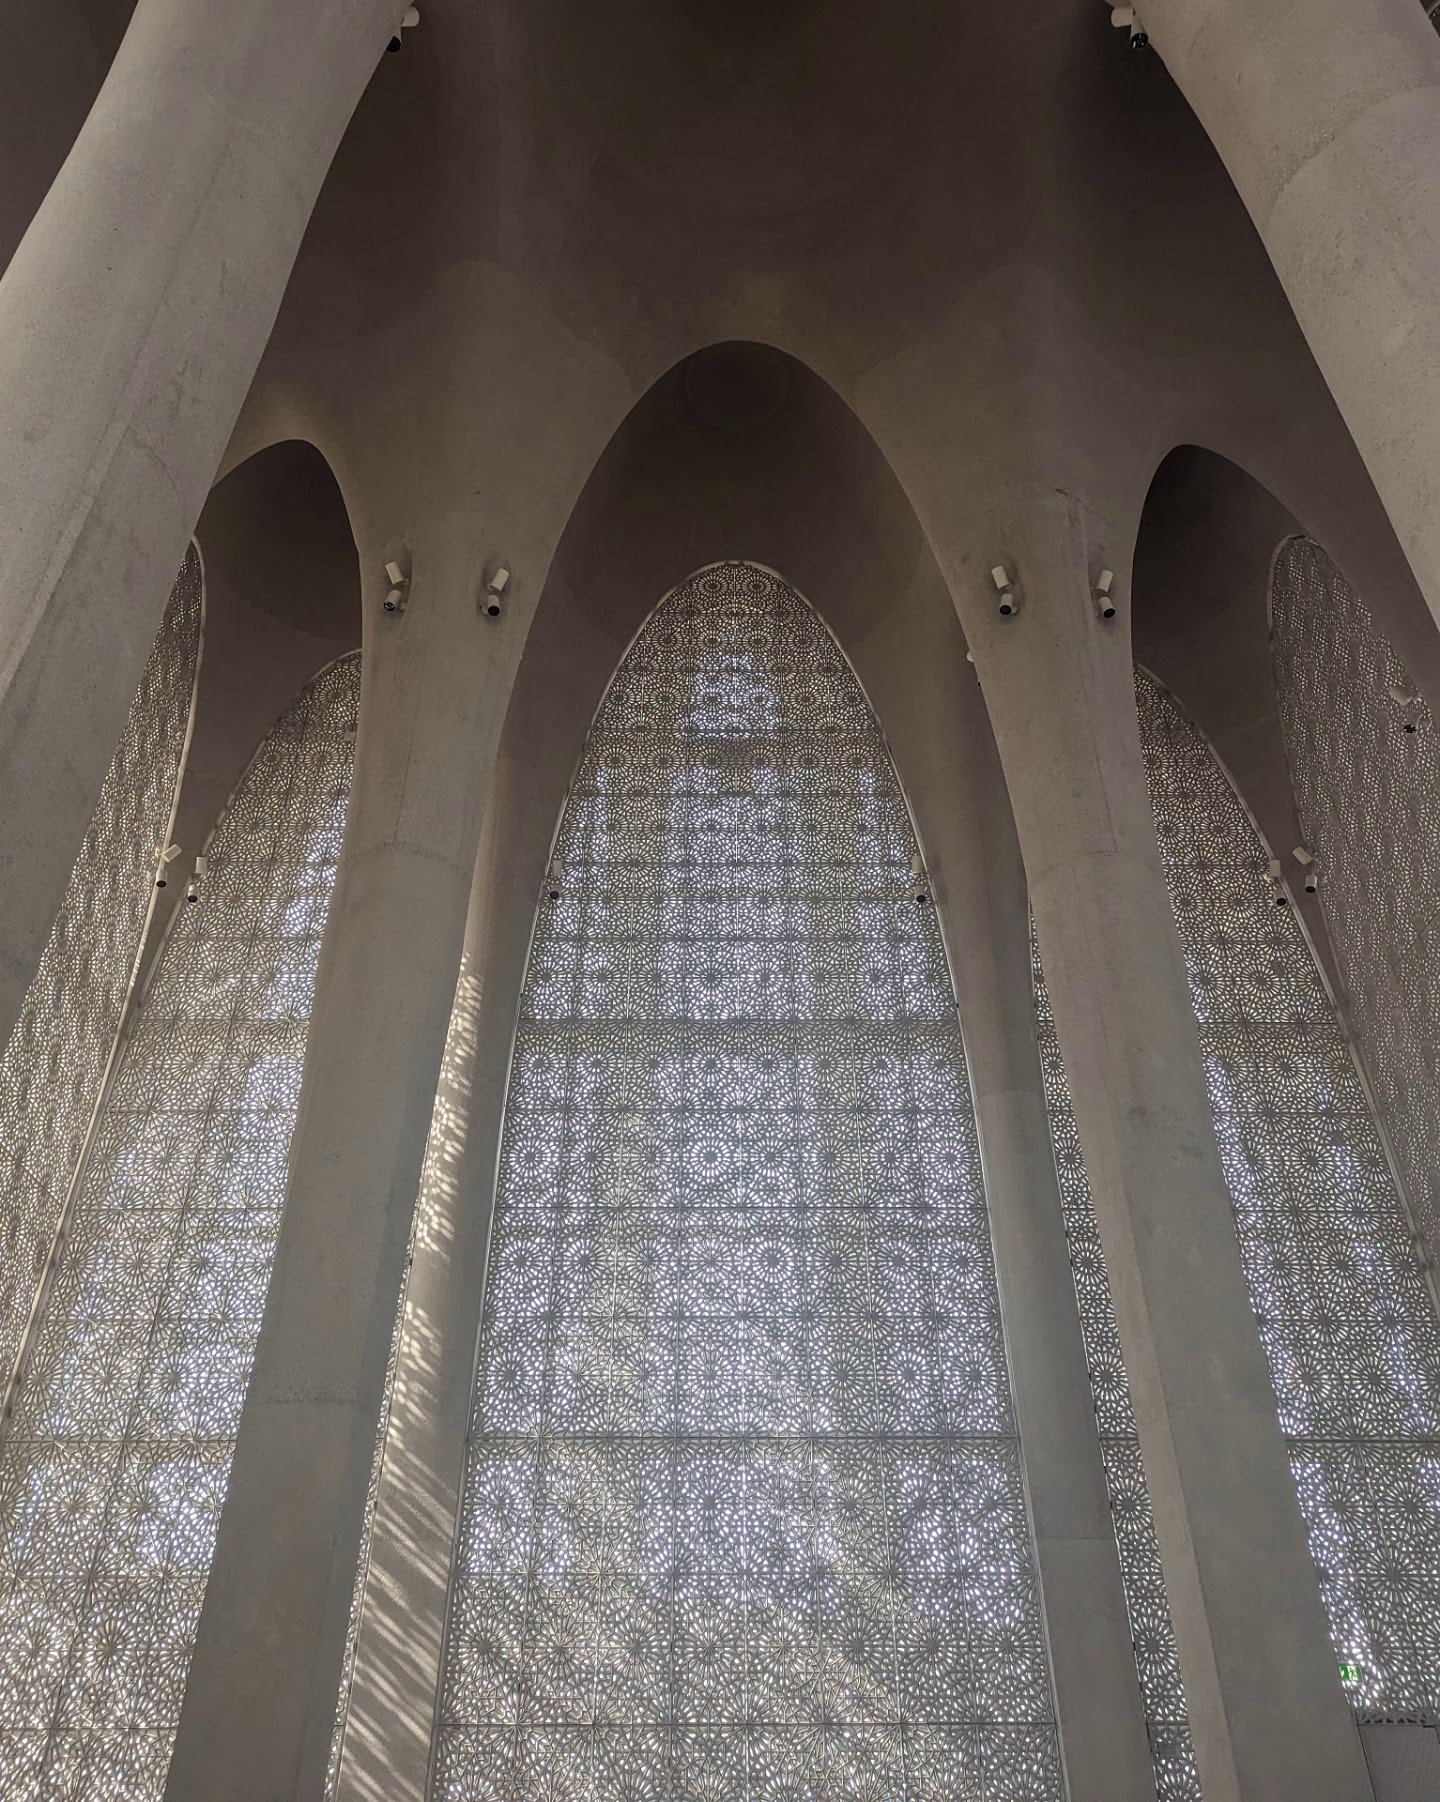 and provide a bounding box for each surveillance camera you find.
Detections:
[389,3,419,48]
[1093,569,1117,621]
[546,858,565,901]
[155,842,182,888]
[185,880,201,905]
[1130,25,1149,48]
[991,565,1019,617]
